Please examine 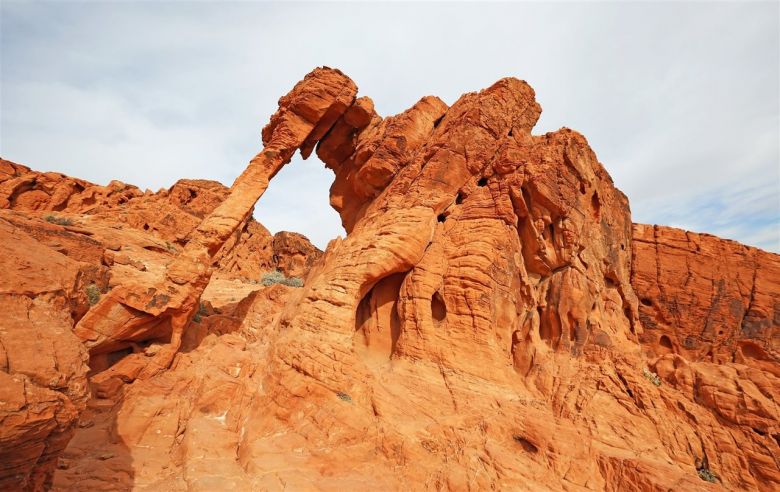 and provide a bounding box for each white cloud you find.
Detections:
[1,2,778,251]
